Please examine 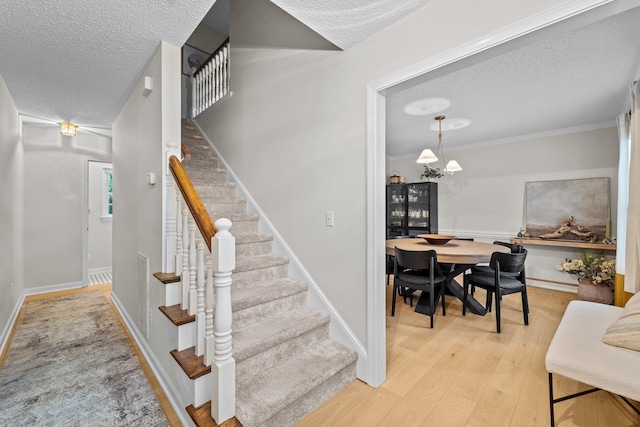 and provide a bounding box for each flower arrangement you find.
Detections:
[557,250,615,285]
